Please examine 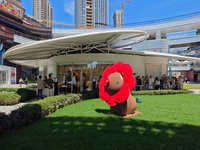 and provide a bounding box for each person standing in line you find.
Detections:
[185,76,187,83]
[180,76,183,89]
[154,77,160,90]
[25,77,28,87]
[142,76,146,90]
[172,77,175,89]
[178,76,183,89]
[149,75,154,90]
[173,77,178,90]
[136,76,142,91]
[160,76,163,90]
[167,77,171,89]
[163,74,168,89]
[43,76,48,98]
[37,75,45,99]
[46,74,54,97]
[145,76,149,90]
[72,73,77,94]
